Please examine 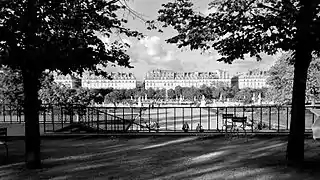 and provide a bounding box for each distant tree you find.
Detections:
[267,54,294,104]
[72,88,95,105]
[133,87,146,99]
[0,66,23,105]
[167,89,175,99]
[154,89,166,100]
[40,84,95,106]
[174,86,183,97]
[124,89,135,99]
[267,54,320,104]
[0,0,142,168]
[1,67,55,106]
[199,85,212,99]
[182,86,200,100]
[214,82,229,101]
[157,0,320,164]
[211,87,220,99]
[105,90,122,107]
[146,88,156,99]
[234,88,253,104]
[89,88,113,98]
[227,86,240,99]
